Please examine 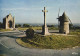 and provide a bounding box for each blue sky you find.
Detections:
[0,0,80,24]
